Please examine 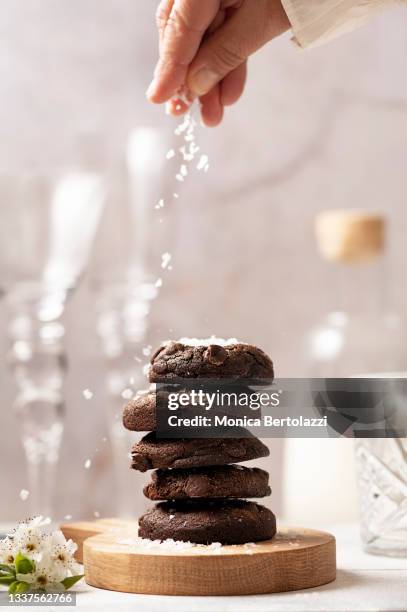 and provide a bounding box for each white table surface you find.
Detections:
[2,523,407,612]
